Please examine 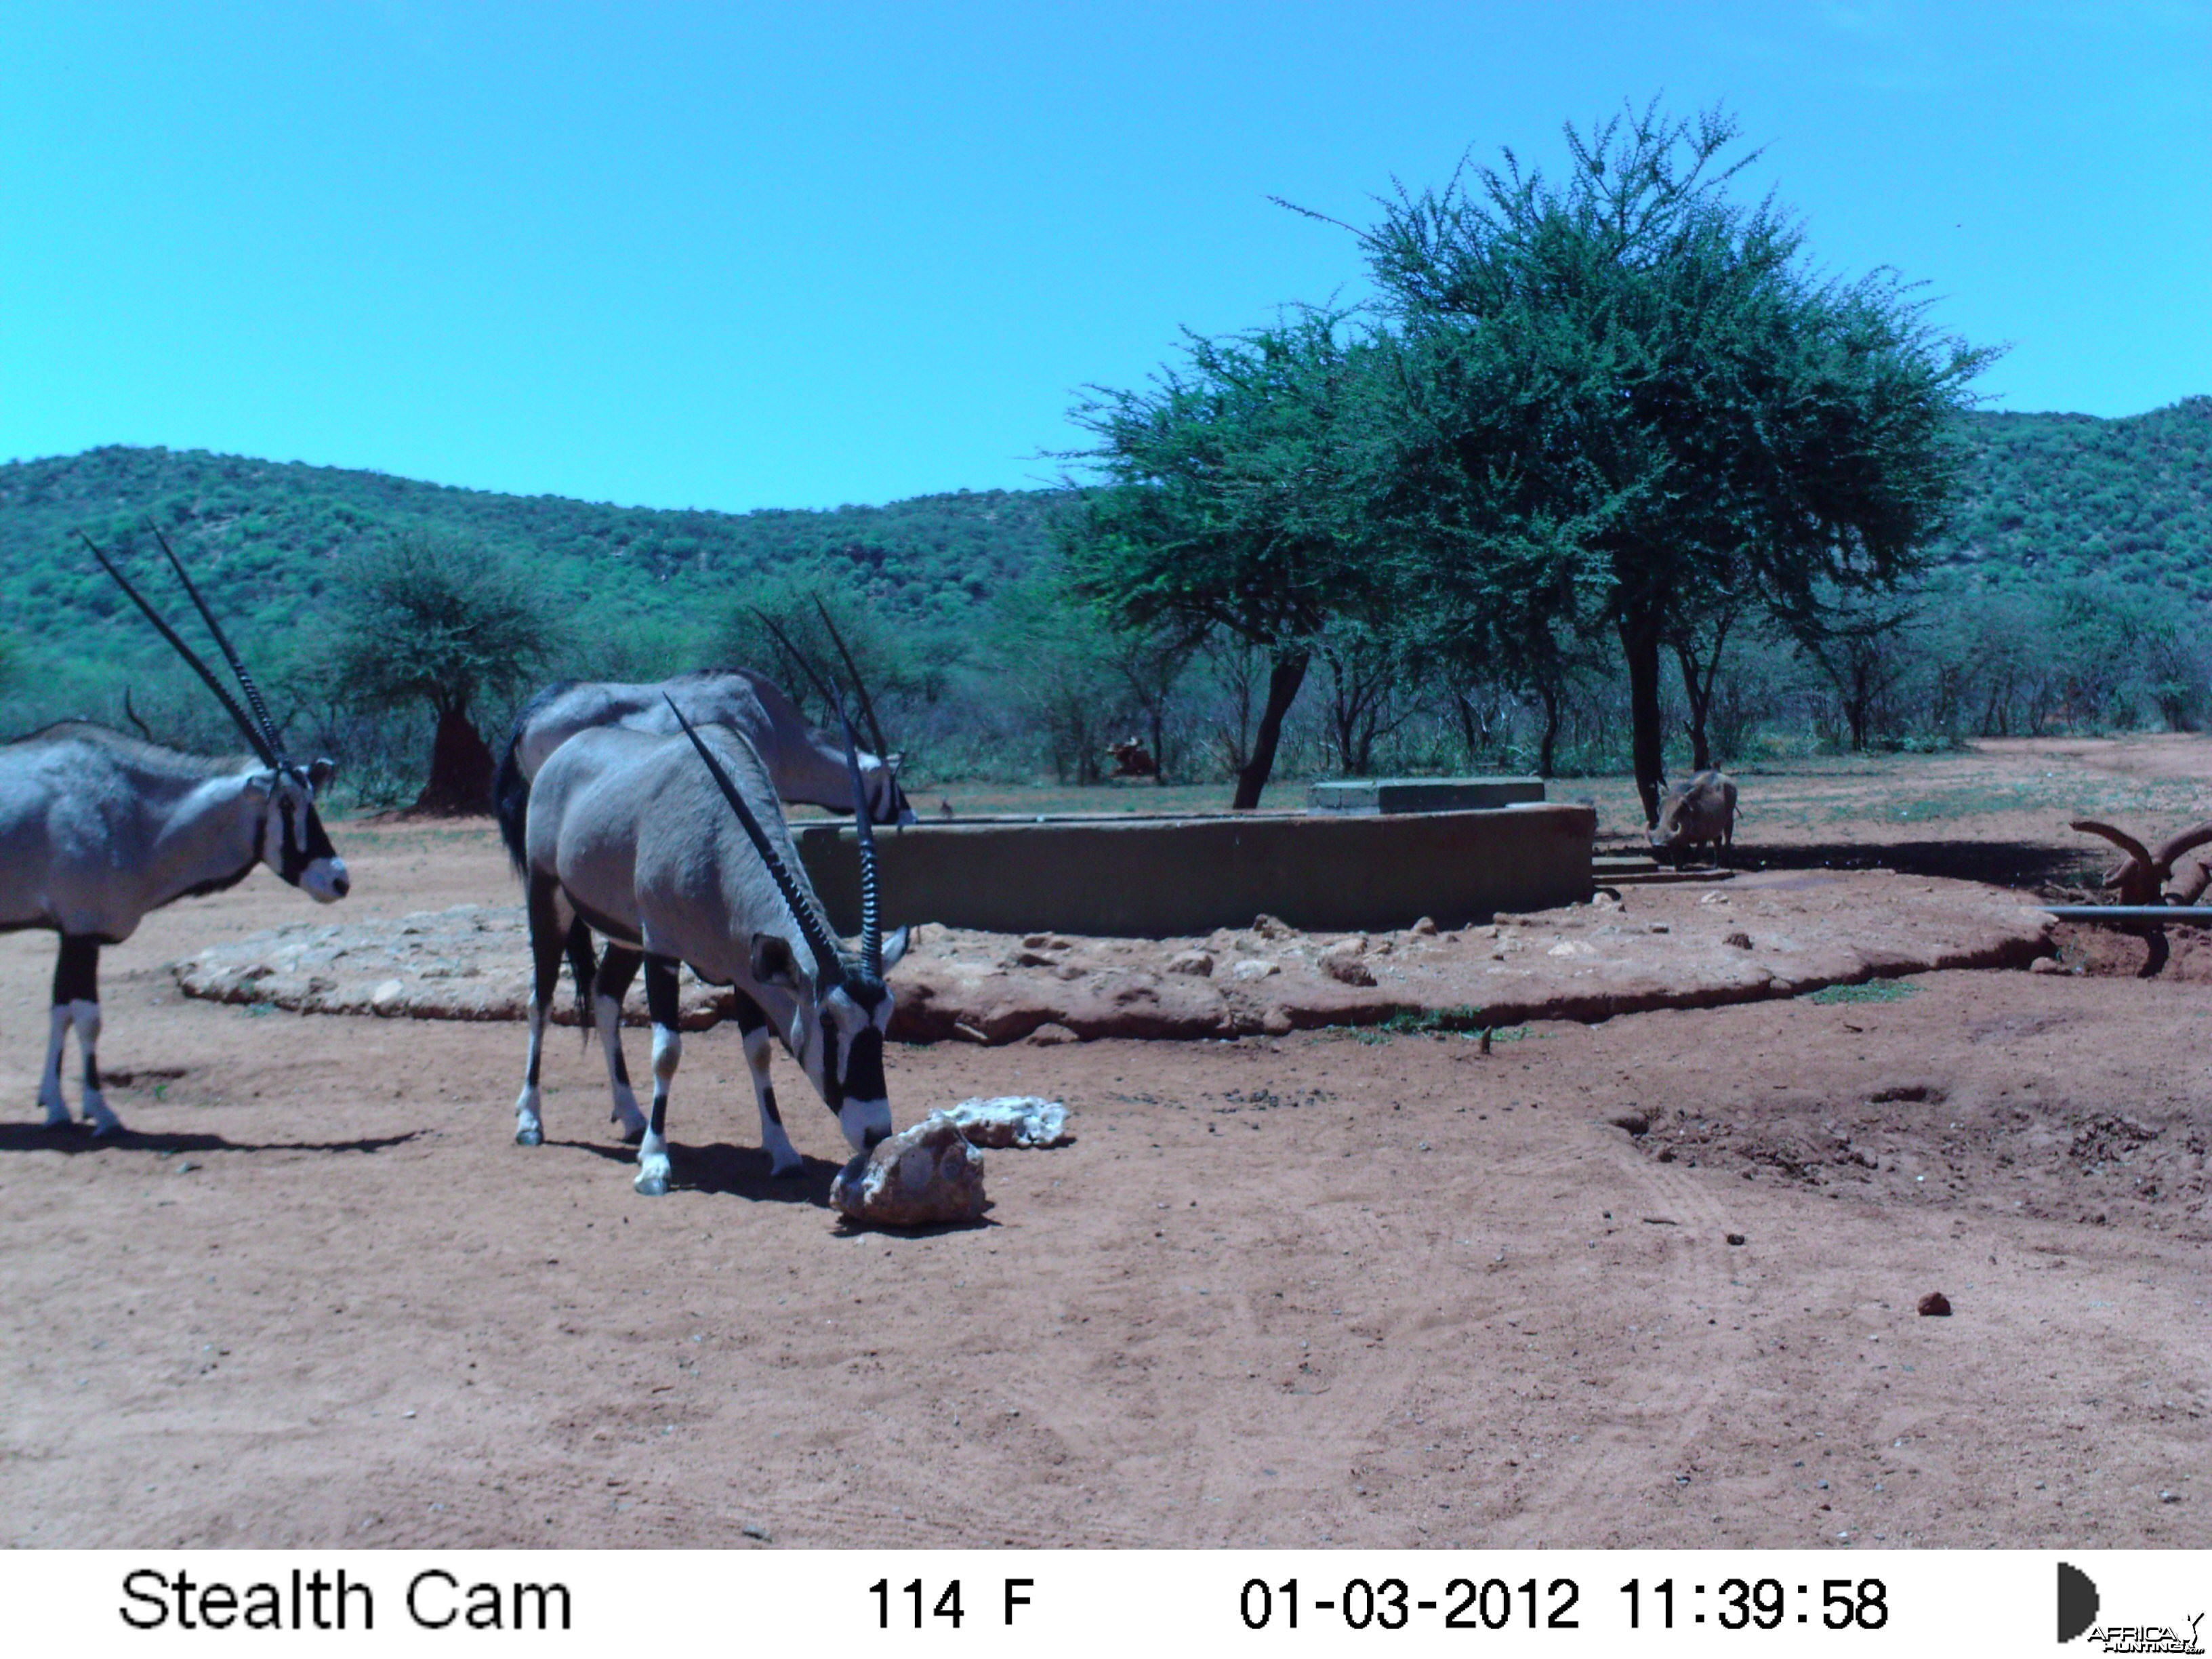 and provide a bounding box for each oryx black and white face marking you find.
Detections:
[747,924,909,1158]
[252,760,347,903]
[802,976,897,1155]
[872,766,918,829]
